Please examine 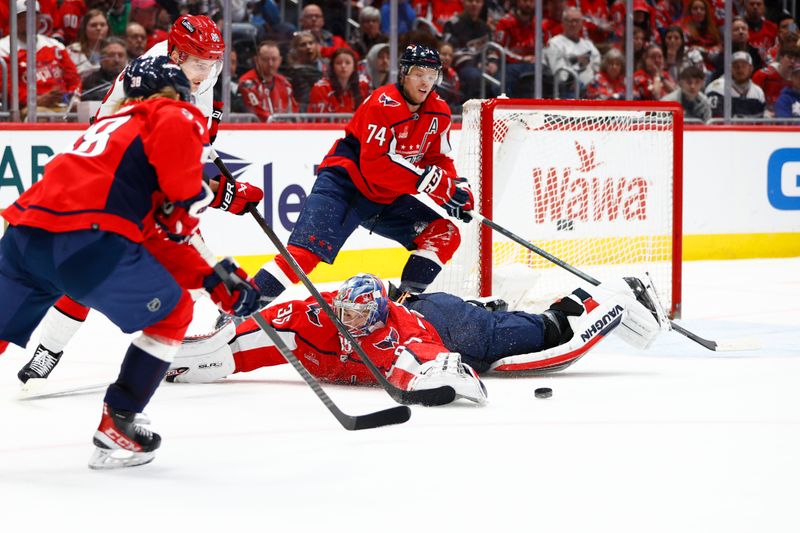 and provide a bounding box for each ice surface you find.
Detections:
[1,258,798,532]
